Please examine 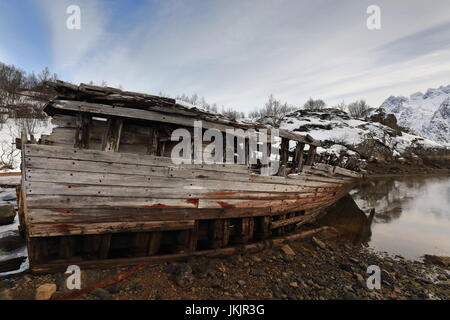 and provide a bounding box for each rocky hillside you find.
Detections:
[278,108,447,165]
[379,85,450,146]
